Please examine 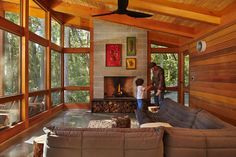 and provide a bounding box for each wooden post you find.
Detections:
[21,0,29,127]
[46,11,51,111]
